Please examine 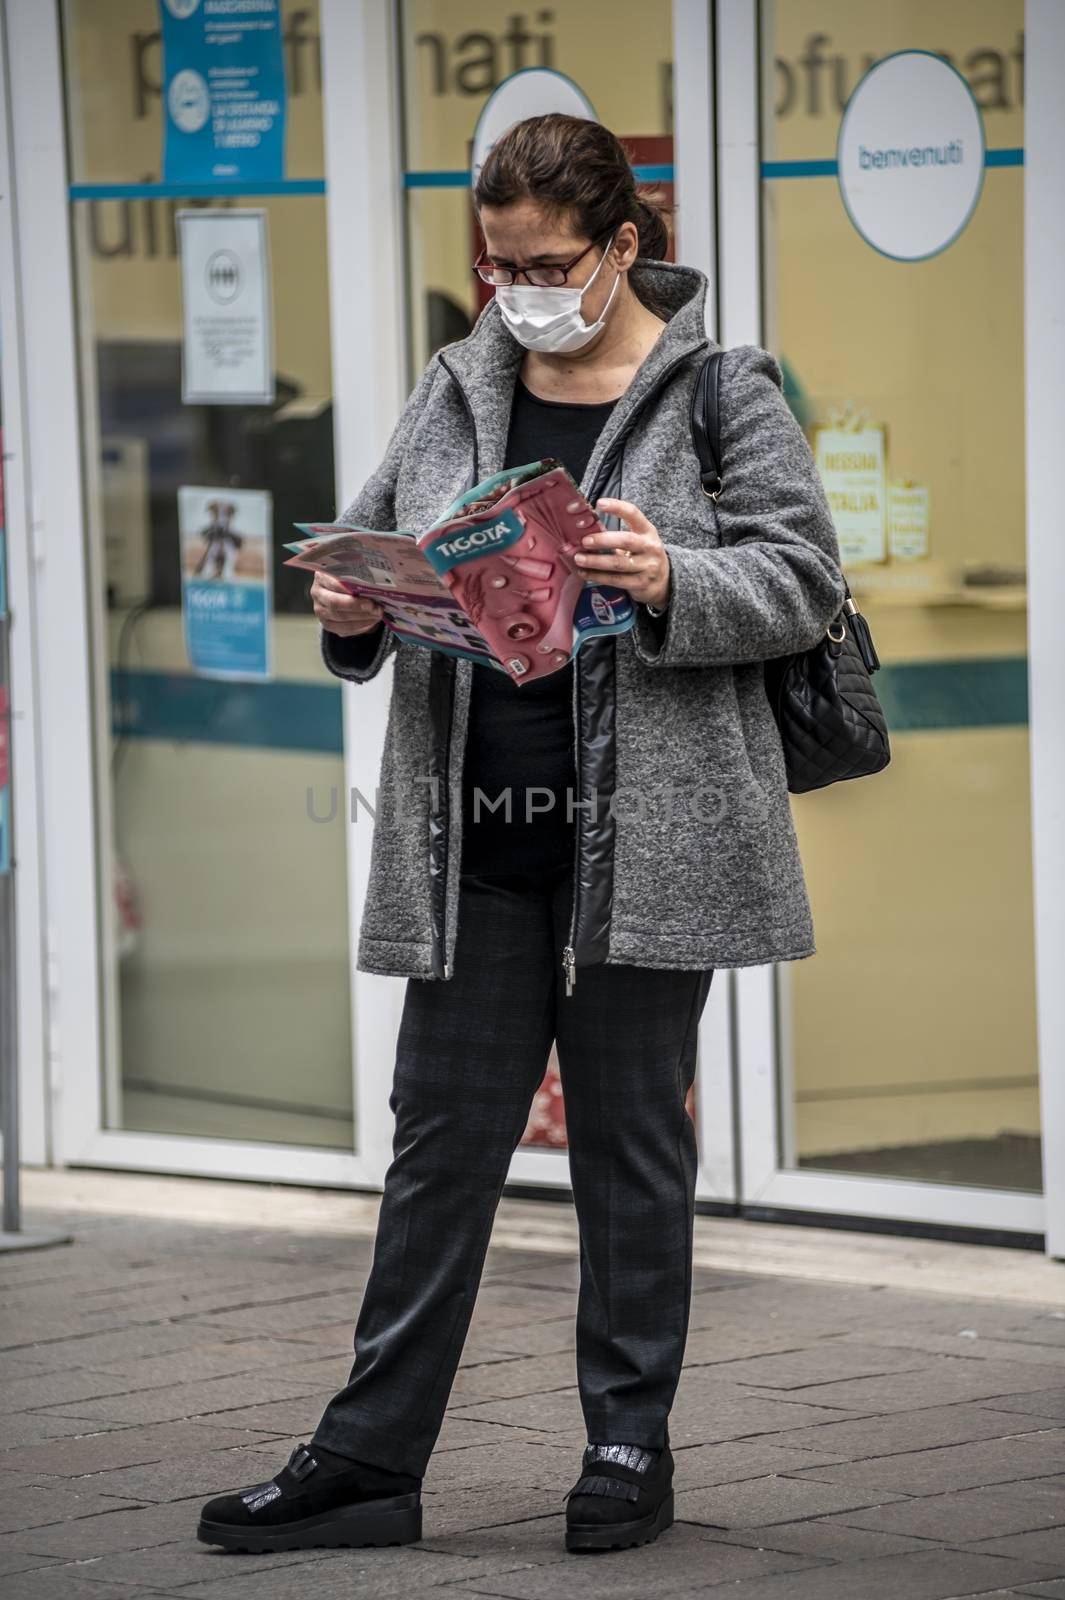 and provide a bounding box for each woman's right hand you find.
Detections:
[311,571,385,637]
